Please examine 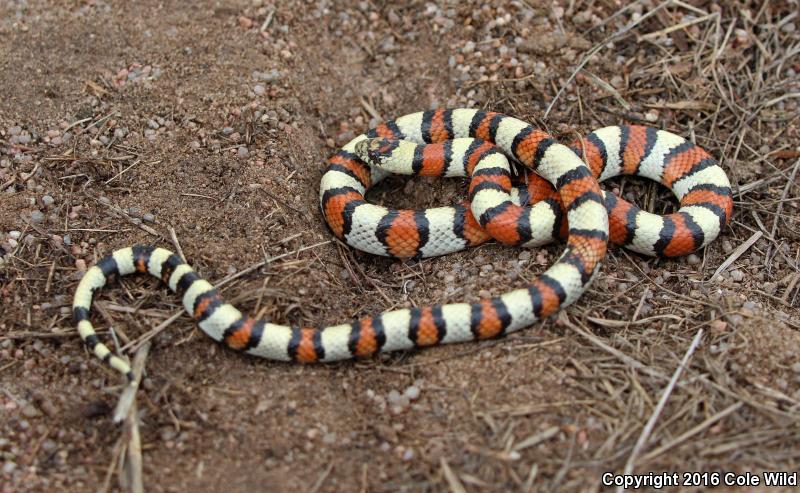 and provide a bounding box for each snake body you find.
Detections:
[72,109,731,382]
[324,109,732,259]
